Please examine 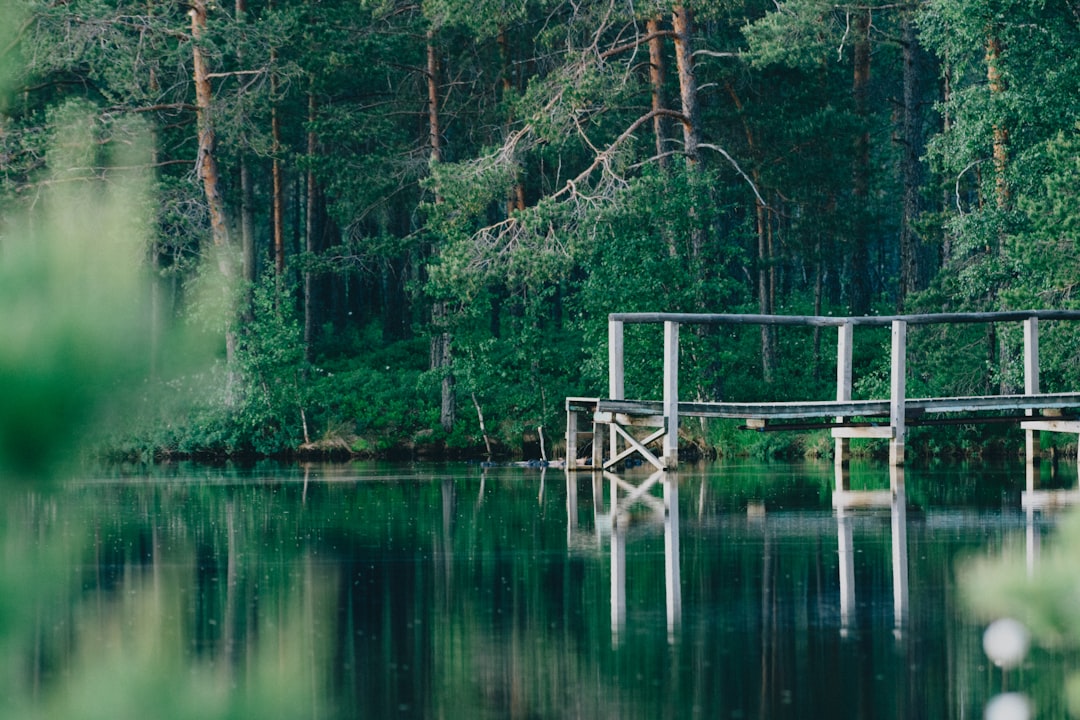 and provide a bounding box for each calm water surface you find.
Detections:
[8,458,1079,718]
